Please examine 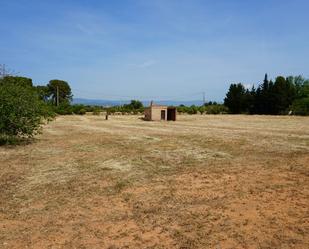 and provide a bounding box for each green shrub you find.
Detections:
[79,108,86,115]
[93,109,101,115]
[177,105,189,114]
[204,104,228,114]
